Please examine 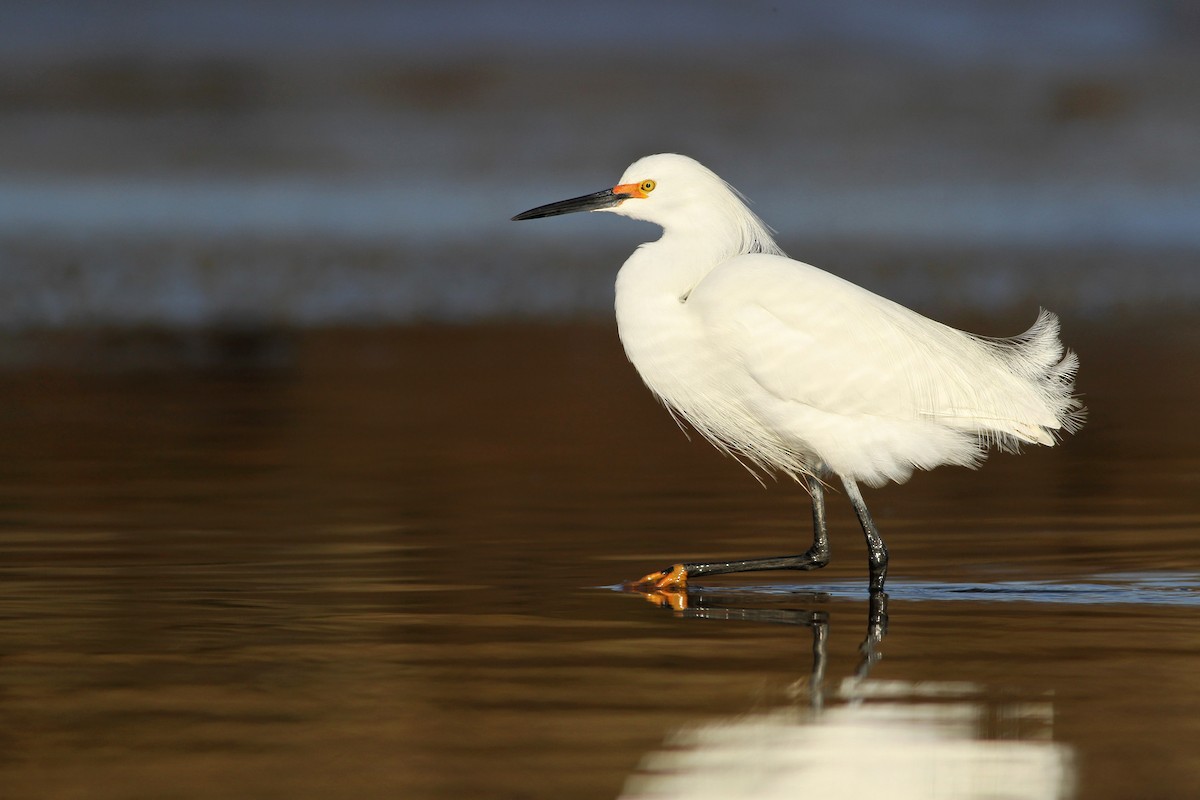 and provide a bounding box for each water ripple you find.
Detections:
[609,572,1200,607]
